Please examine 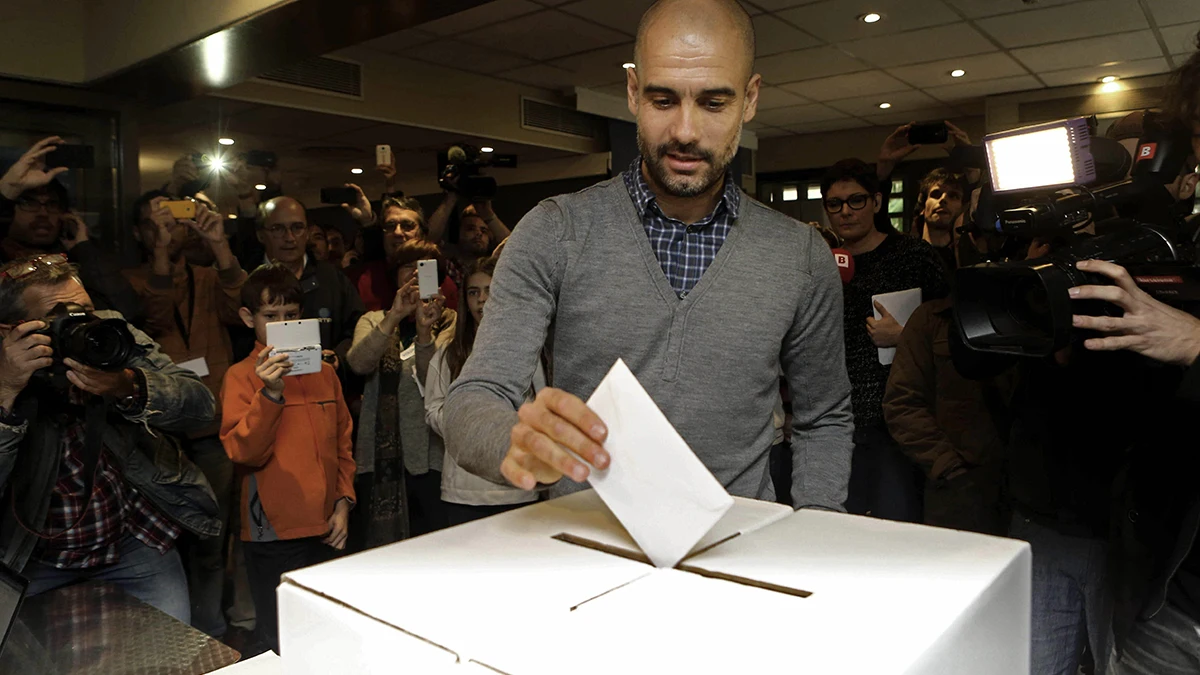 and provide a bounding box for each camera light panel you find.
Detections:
[985,117,1096,193]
